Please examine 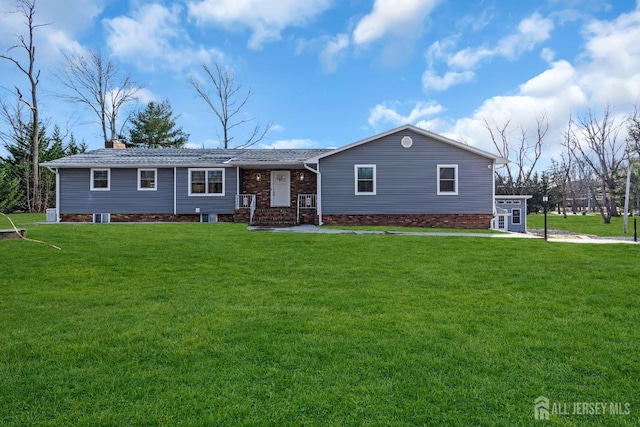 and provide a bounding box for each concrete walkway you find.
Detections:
[247,224,638,244]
